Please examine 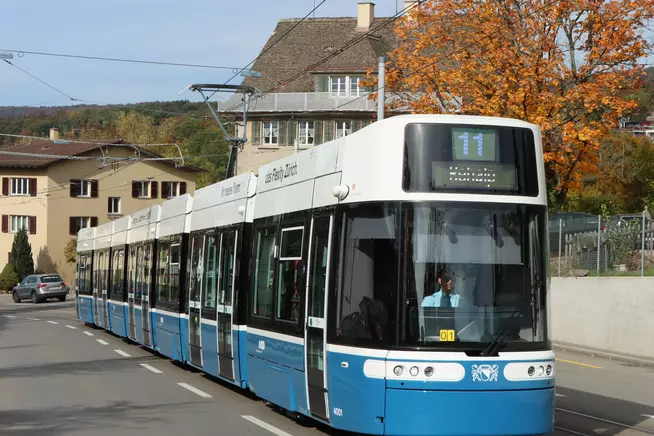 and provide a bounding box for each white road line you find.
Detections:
[140,363,163,374]
[114,349,131,357]
[46,320,58,324]
[241,415,293,436]
[557,408,654,432]
[96,339,109,345]
[177,383,212,399]
[3,315,16,318]
[556,393,566,397]
[65,325,77,329]
[26,317,40,321]
[83,331,94,336]
[555,426,591,436]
